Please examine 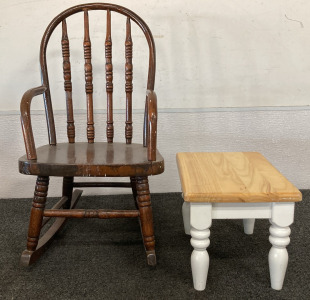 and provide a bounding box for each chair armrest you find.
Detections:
[20,86,47,160]
[146,90,157,161]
